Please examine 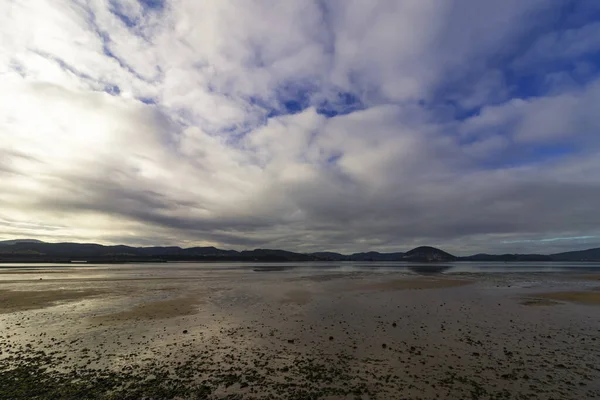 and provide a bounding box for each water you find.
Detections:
[1,261,600,282]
